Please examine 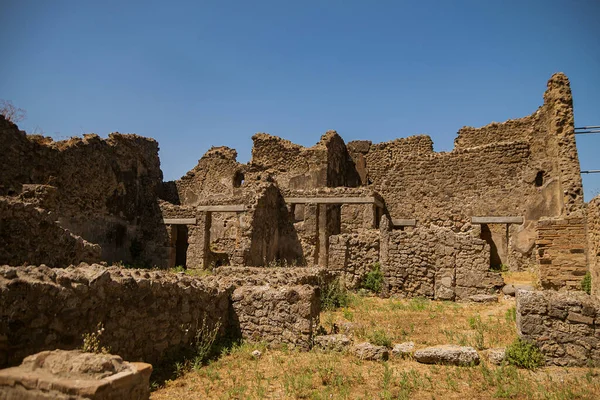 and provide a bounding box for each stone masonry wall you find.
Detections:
[249,131,359,190]
[380,221,504,300]
[359,73,583,272]
[0,197,101,267]
[588,196,600,298]
[241,184,305,266]
[0,264,231,368]
[0,264,327,368]
[516,290,600,366]
[536,217,588,290]
[328,230,380,288]
[172,146,244,206]
[230,285,320,350]
[0,117,168,267]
